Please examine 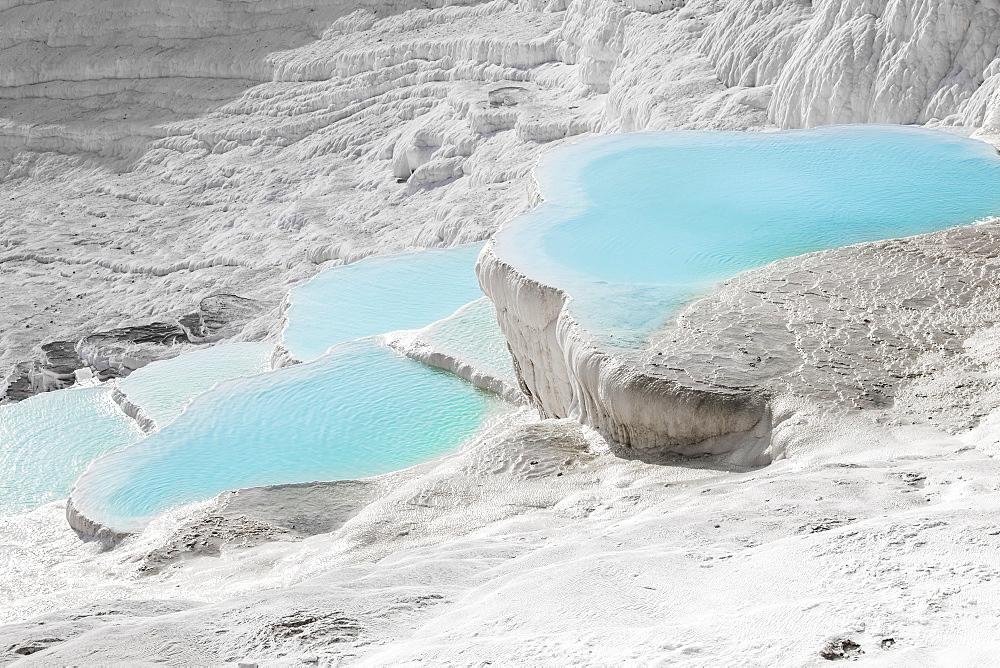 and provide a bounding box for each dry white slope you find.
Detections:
[3,0,1000,664]
[4,410,1000,664]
